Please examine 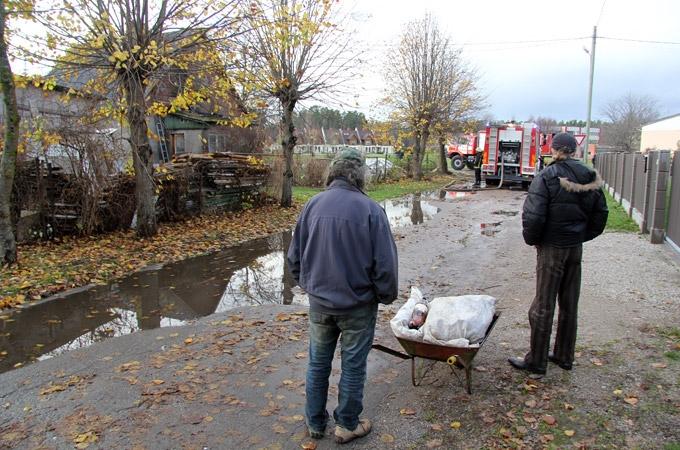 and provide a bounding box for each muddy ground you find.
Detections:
[1,188,679,449]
